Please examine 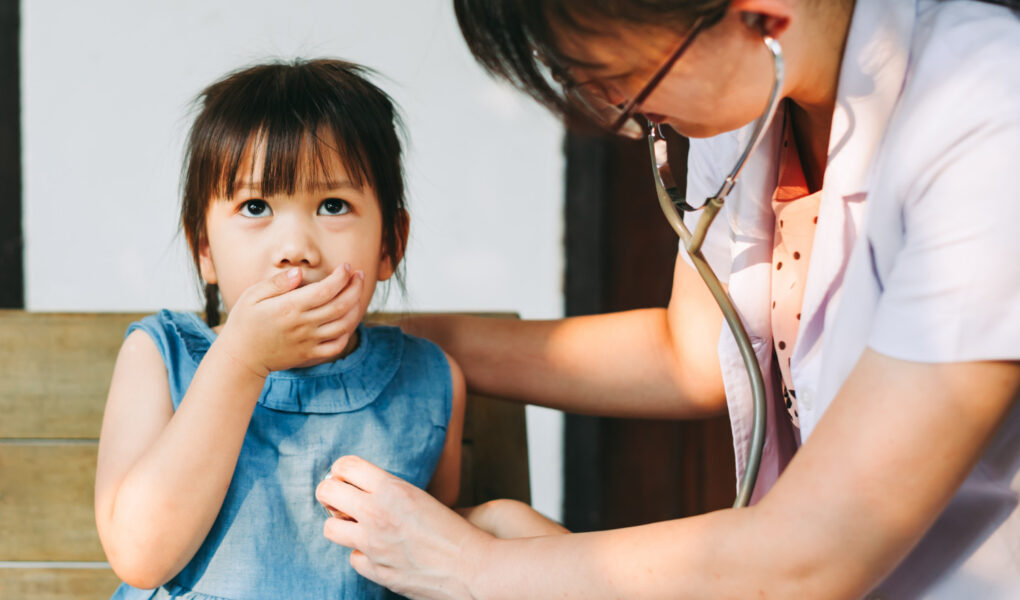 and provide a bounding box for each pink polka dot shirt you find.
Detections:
[771,114,821,430]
